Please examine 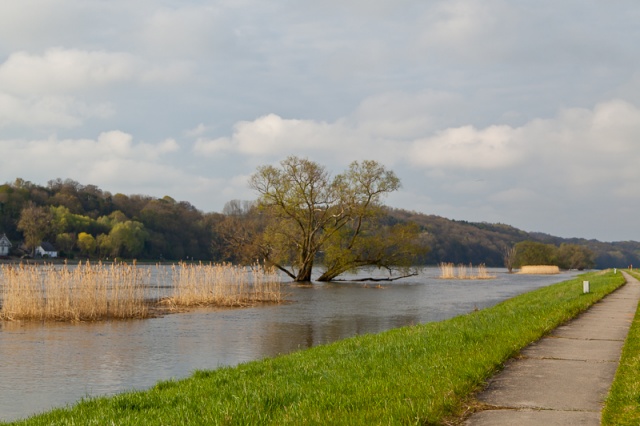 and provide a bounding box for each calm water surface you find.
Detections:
[0,267,580,421]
